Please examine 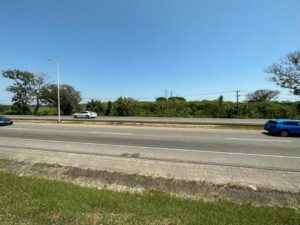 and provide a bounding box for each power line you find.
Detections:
[82,90,239,102]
